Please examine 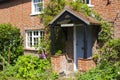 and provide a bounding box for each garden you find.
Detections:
[0,23,58,80]
[0,0,120,80]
